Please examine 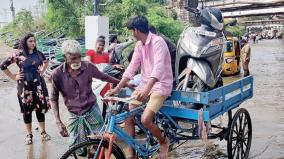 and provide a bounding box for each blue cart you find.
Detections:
[160,75,253,159]
[60,76,253,159]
